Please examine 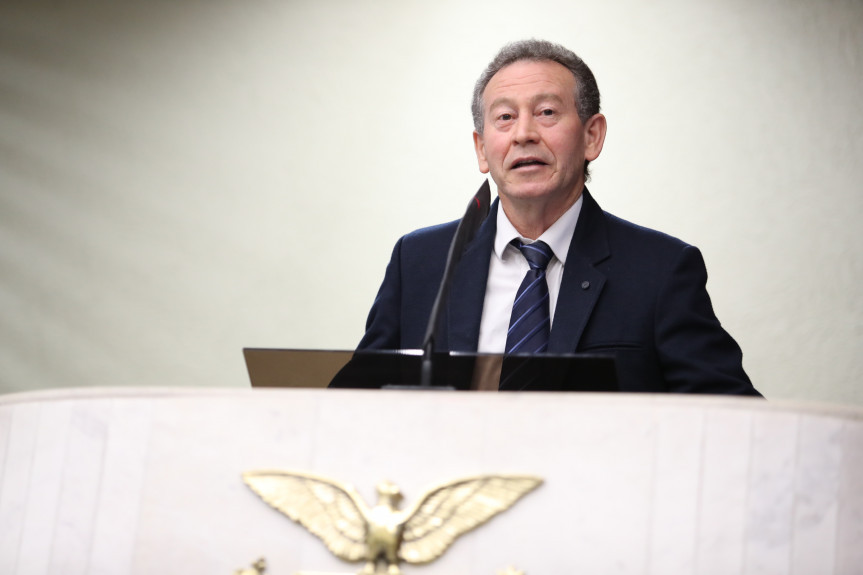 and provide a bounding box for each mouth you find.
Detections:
[511,158,548,170]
